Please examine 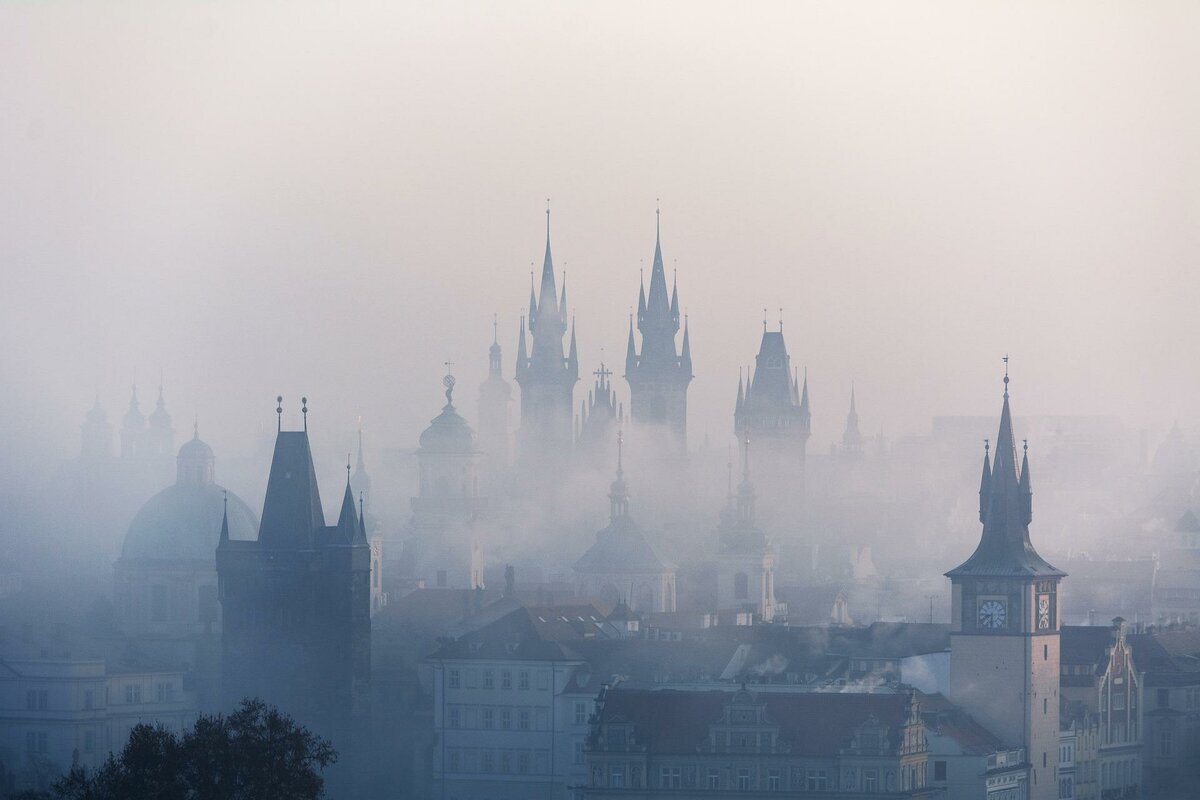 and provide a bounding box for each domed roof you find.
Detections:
[178,434,214,462]
[418,403,476,454]
[121,483,258,562]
